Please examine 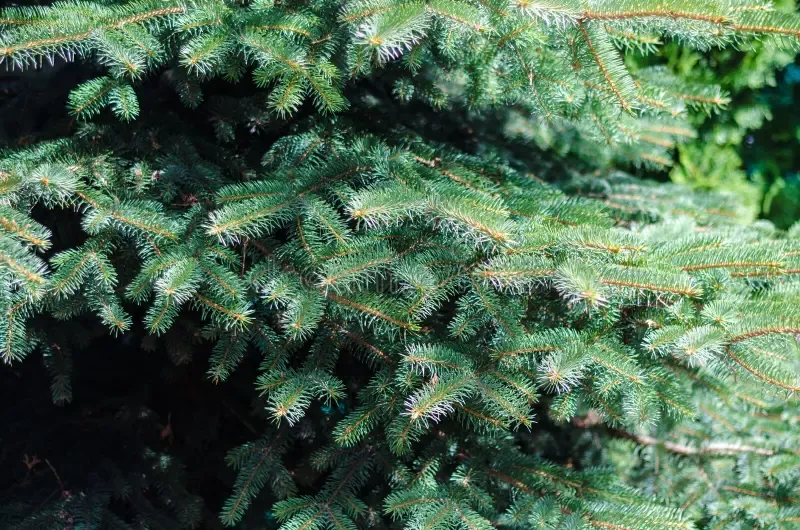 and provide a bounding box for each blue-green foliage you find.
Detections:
[3,123,800,529]
[2,1,800,529]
